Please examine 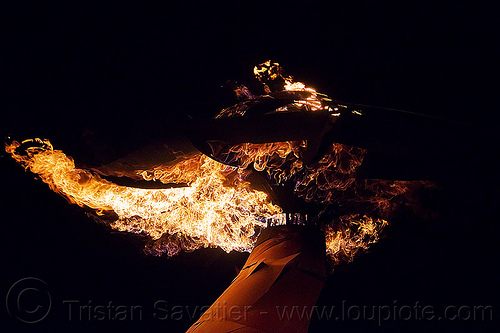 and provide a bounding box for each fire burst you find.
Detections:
[5,61,429,265]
